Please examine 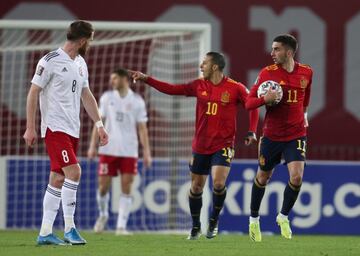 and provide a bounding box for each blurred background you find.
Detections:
[0,0,359,235]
